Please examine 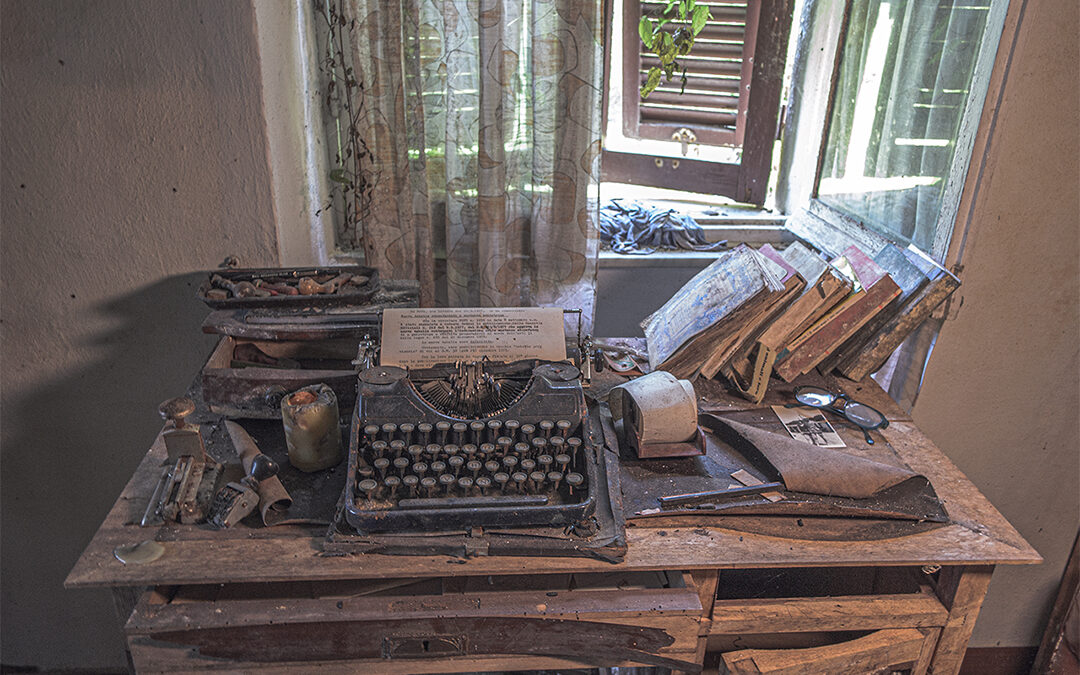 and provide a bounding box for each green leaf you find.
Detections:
[329,168,350,184]
[641,67,662,98]
[691,5,710,35]
[678,0,687,20]
[638,17,654,49]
